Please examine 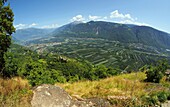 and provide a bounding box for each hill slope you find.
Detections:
[51,21,170,49]
[57,72,170,106]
